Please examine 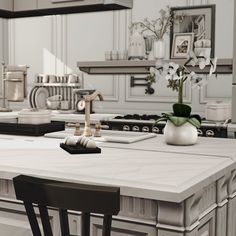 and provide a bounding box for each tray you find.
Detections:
[0,121,65,136]
[60,143,101,155]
